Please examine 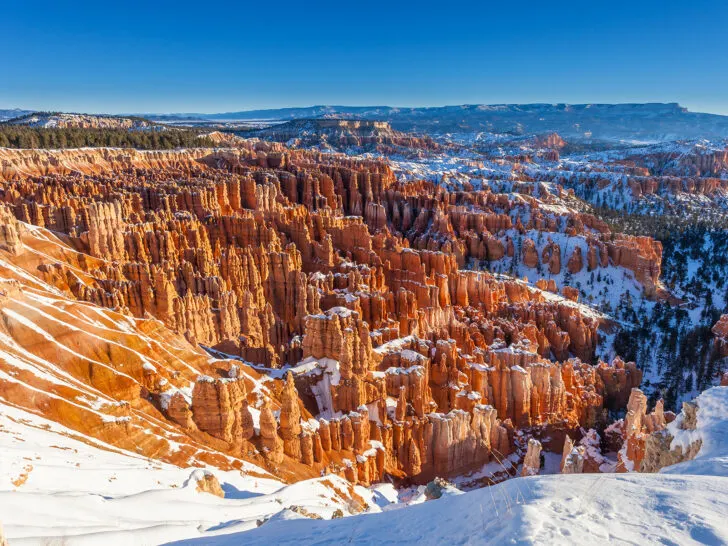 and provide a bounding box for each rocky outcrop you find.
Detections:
[712,314,728,357]
[0,207,24,255]
[259,400,284,465]
[560,436,585,474]
[193,469,225,497]
[521,438,542,476]
[617,389,667,472]
[567,246,583,274]
[191,376,250,449]
[607,236,662,297]
[522,238,539,268]
[7,112,157,130]
[251,119,441,154]
[597,358,643,410]
[640,400,702,473]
